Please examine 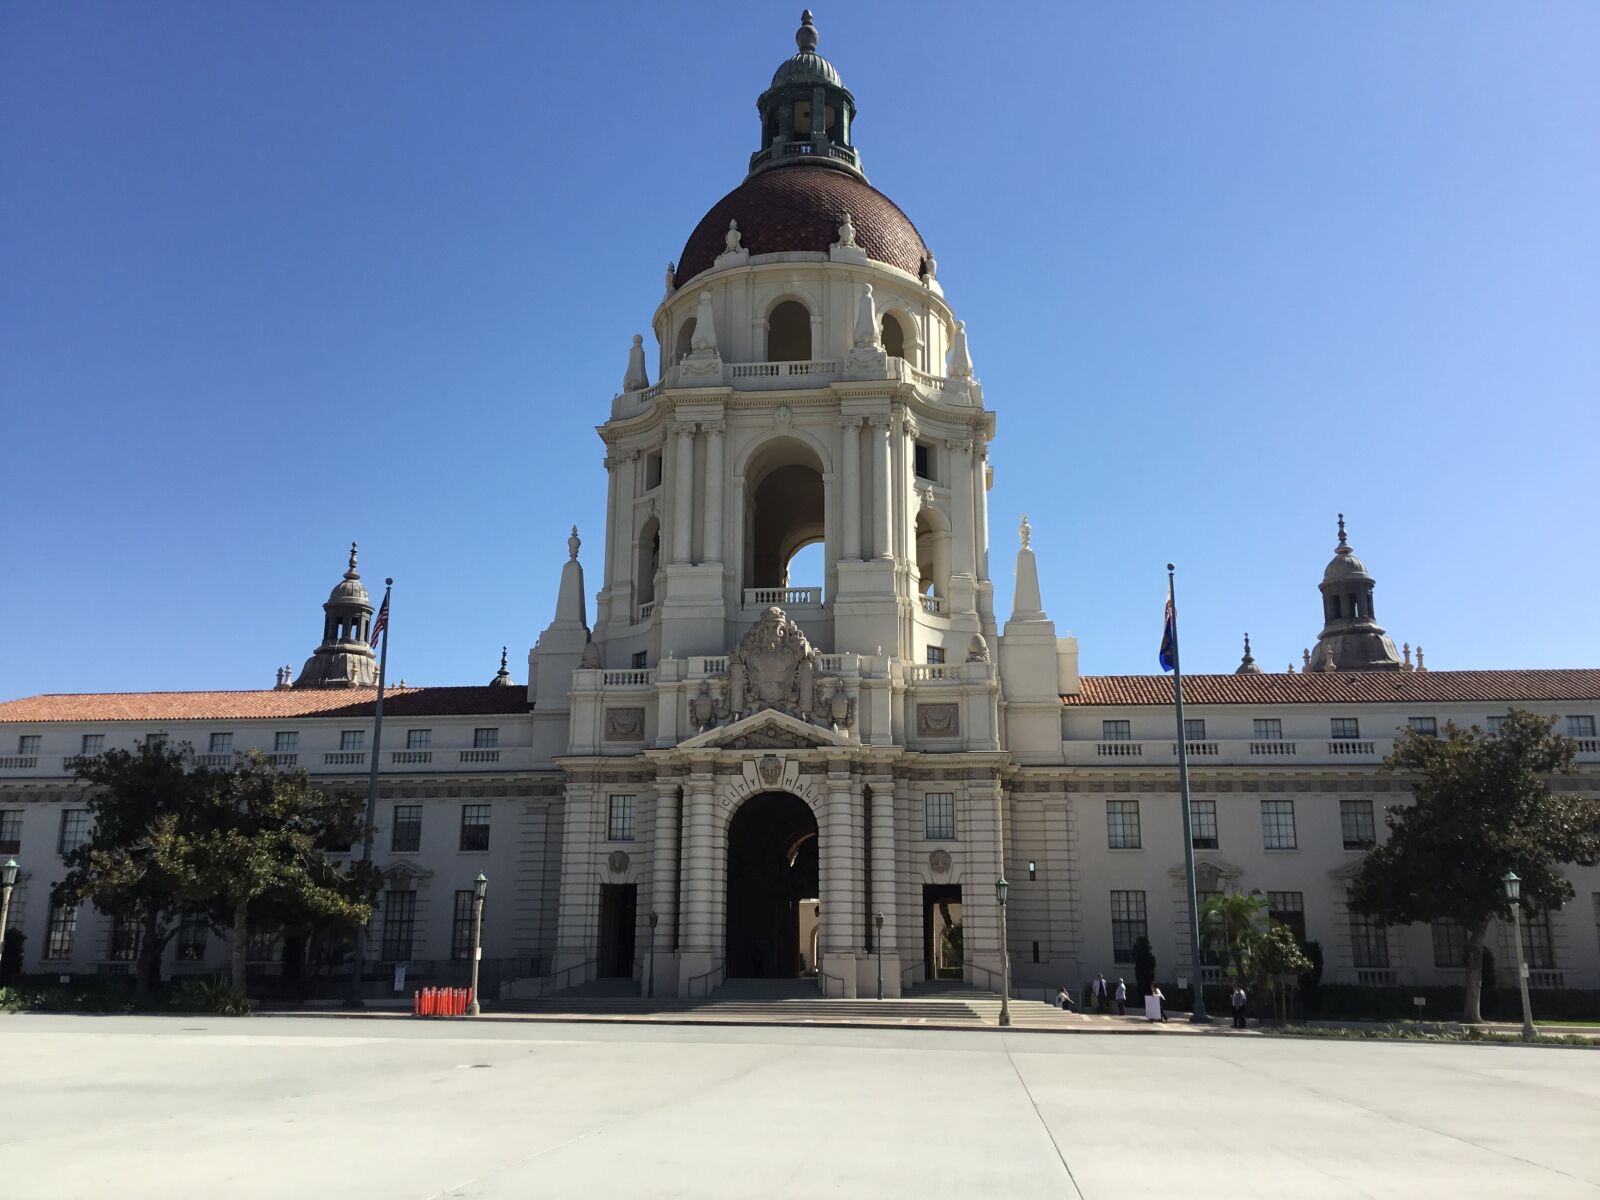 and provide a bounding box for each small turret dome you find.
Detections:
[1308,515,1403,673]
